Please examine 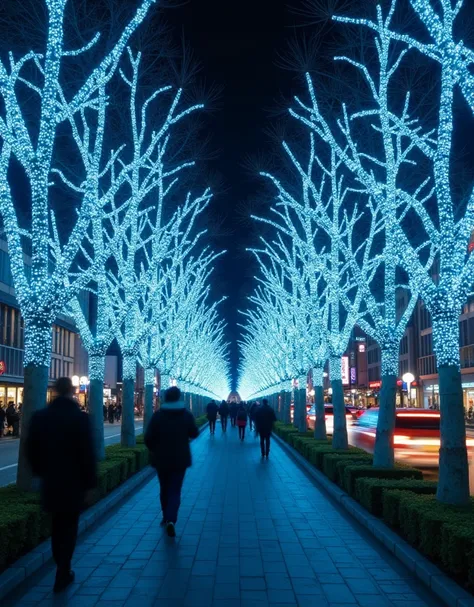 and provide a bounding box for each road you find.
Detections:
[0,419,143,487]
